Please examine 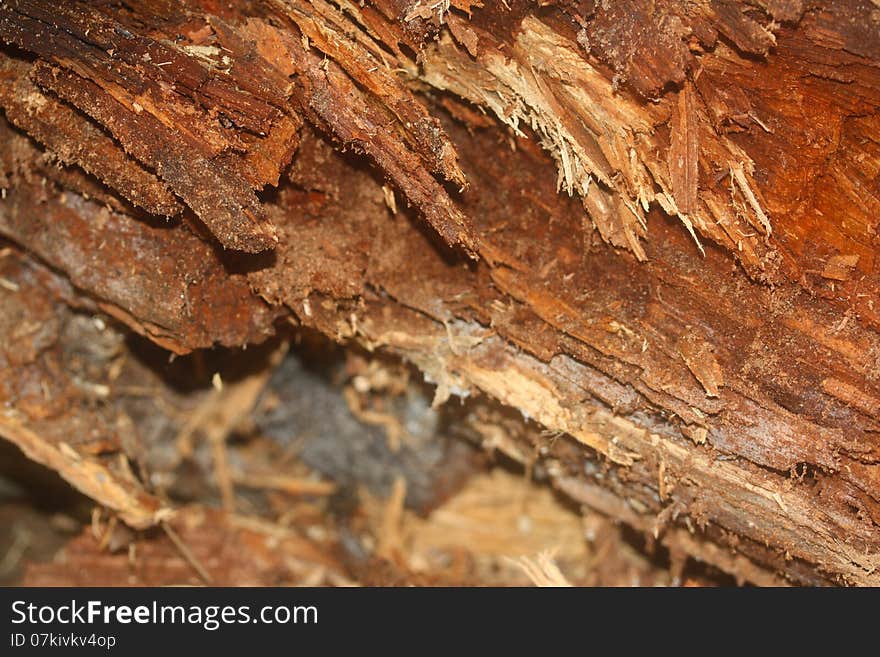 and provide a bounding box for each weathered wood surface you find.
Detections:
[1,1,878,584]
